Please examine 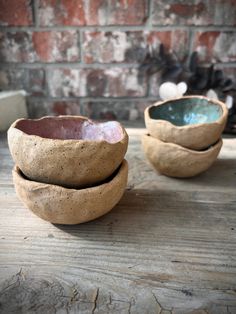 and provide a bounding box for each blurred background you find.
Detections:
[0,0,235,129]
